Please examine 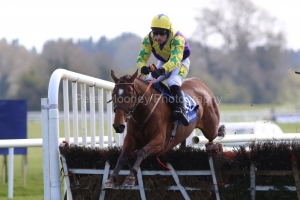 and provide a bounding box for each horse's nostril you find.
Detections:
[113,124,125,133]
